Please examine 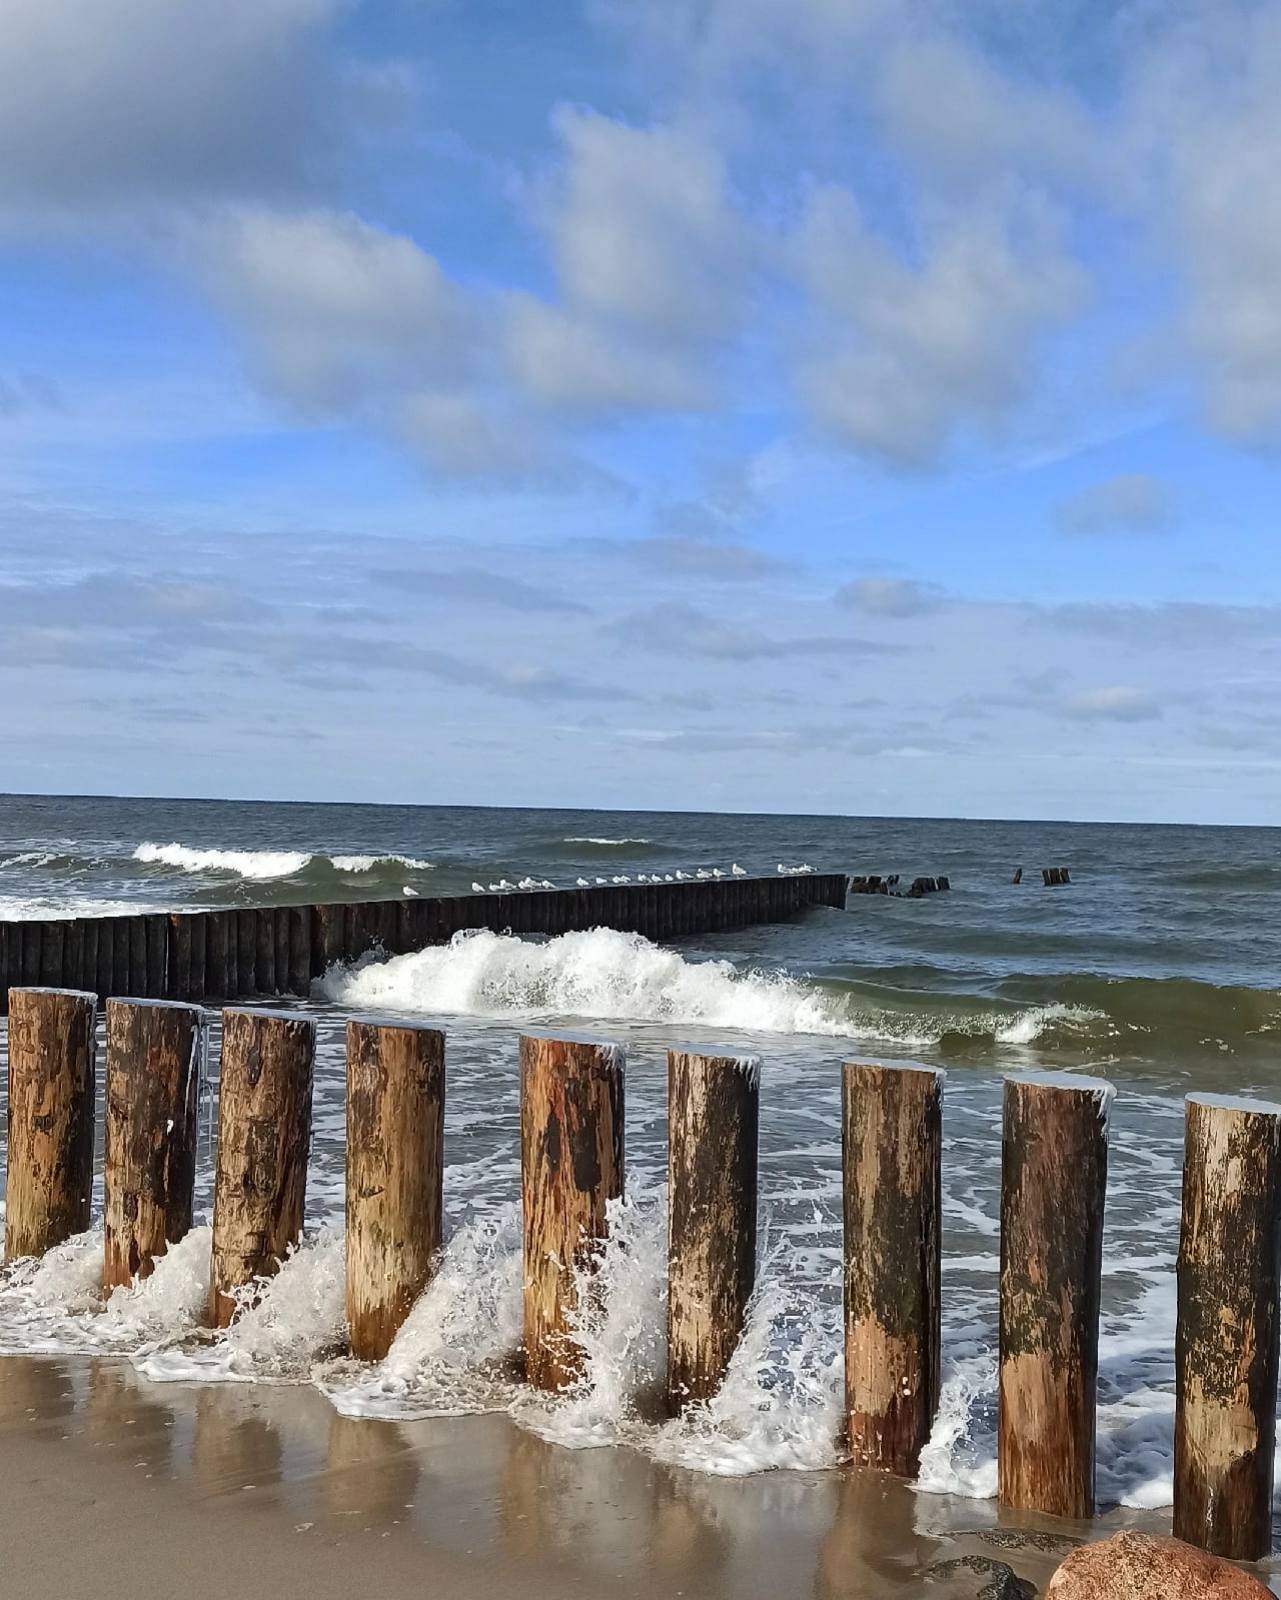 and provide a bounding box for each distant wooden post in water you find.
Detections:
[998,1072,1111,1518]
[208,1008,315,1328]
[520,1034,624,1390]
[103,998,203,1290]
[1174,1094,1281,1560]
[5,987,97,1261]
[346,1019,446,1361]
[842,1061,943,1475]
[667,1048,759,1412]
